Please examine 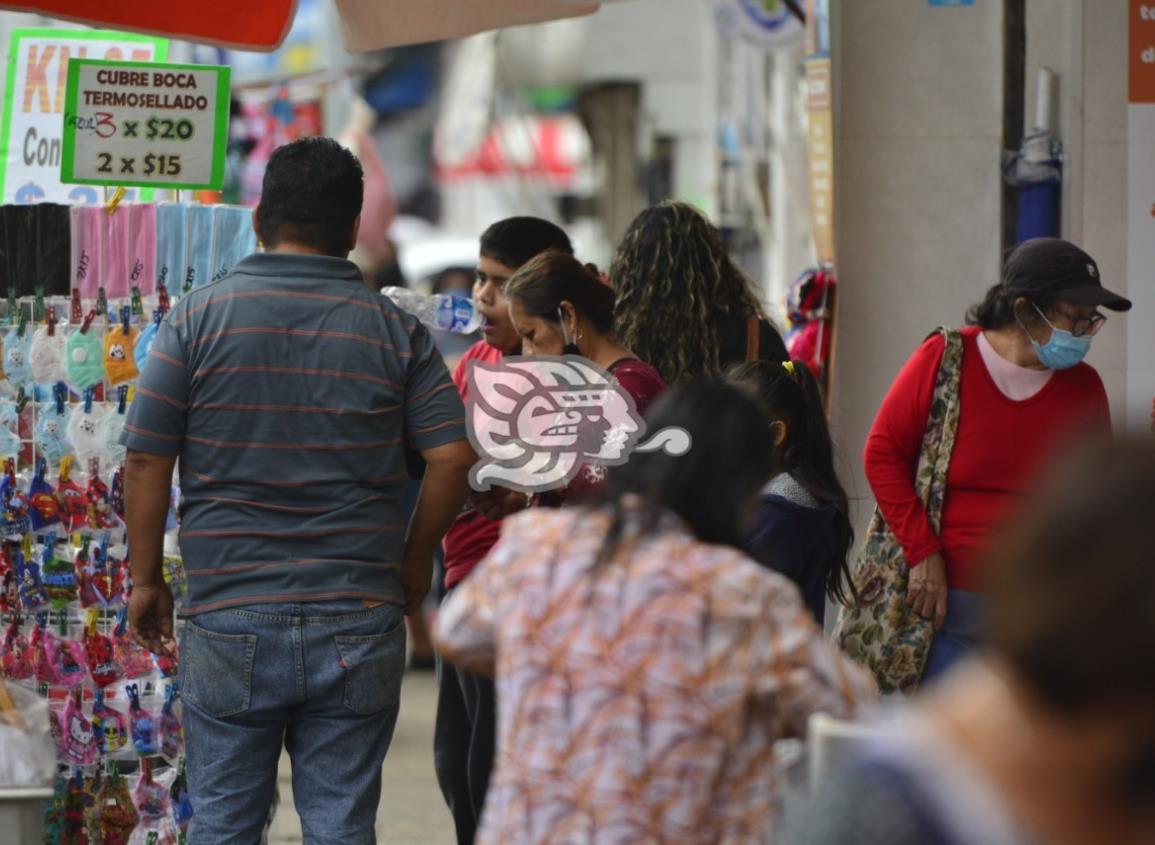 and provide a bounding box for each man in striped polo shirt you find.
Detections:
[123,137,474,843]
